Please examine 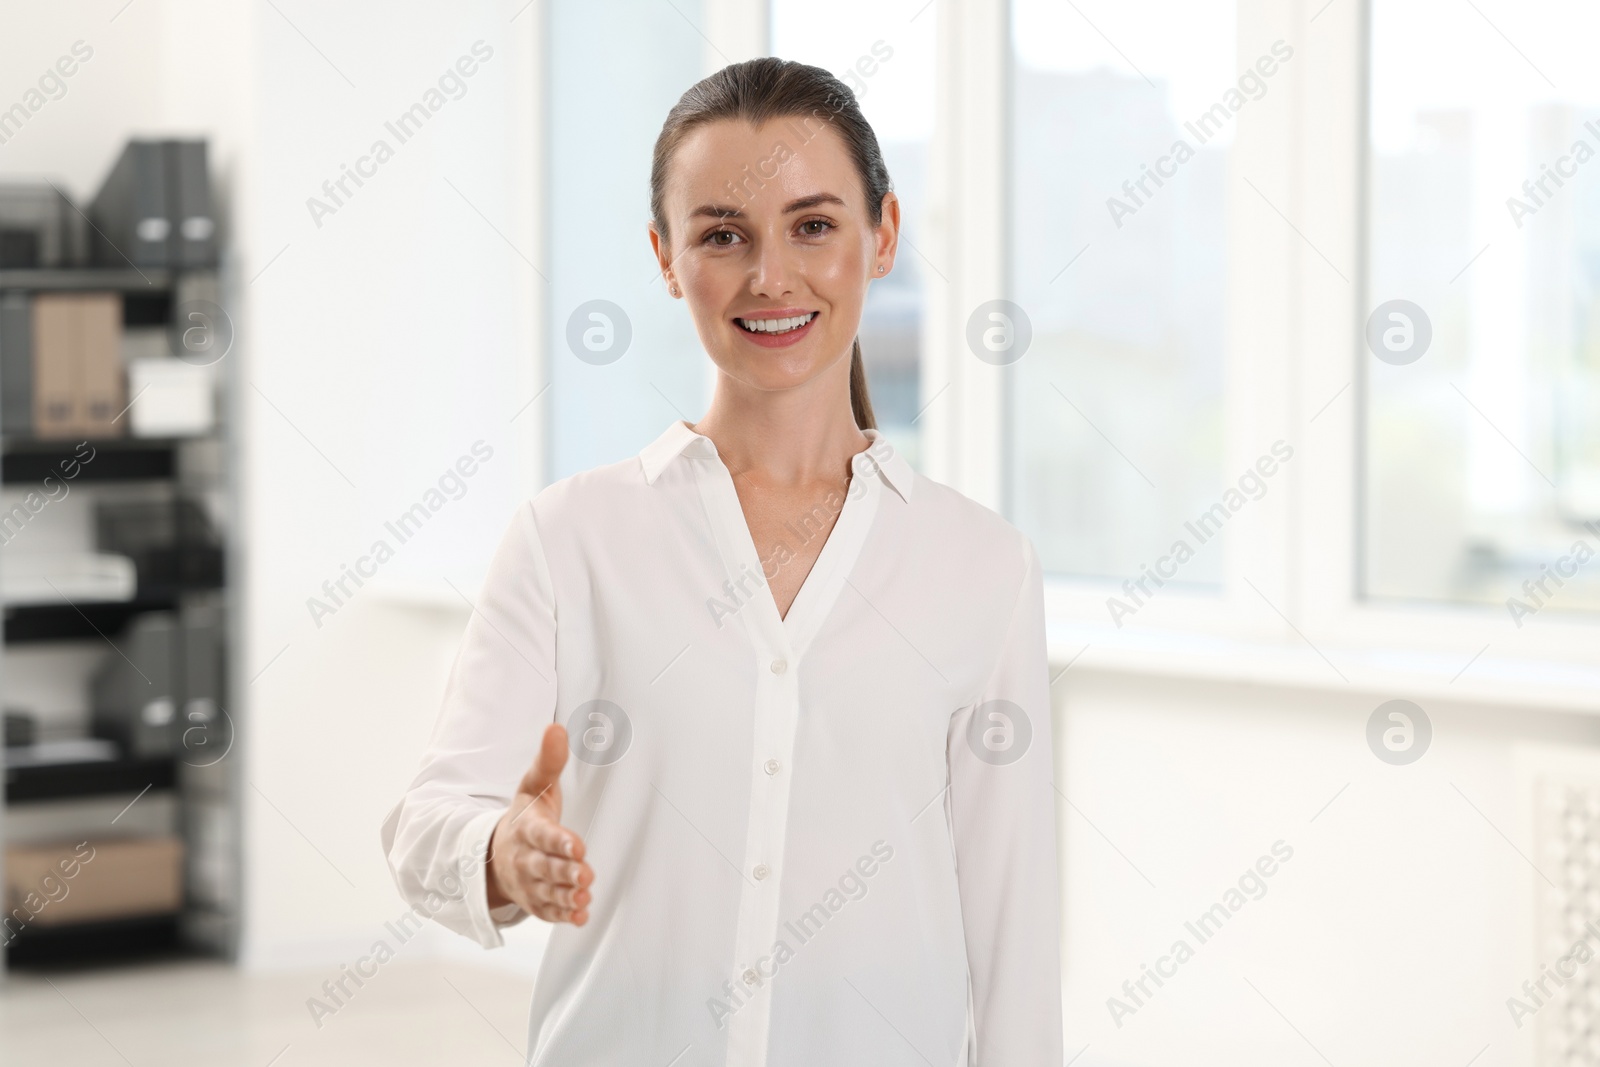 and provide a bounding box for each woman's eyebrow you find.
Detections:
[688,192,847,221]
[781,192,846,213]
